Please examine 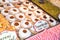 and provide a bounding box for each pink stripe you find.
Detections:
[26,24,60,40]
